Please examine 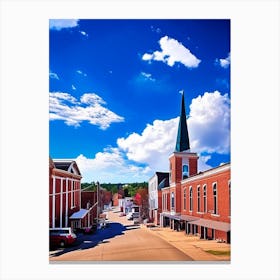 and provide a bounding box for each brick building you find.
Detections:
[149,91,231,243]
[49,158,96,231]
